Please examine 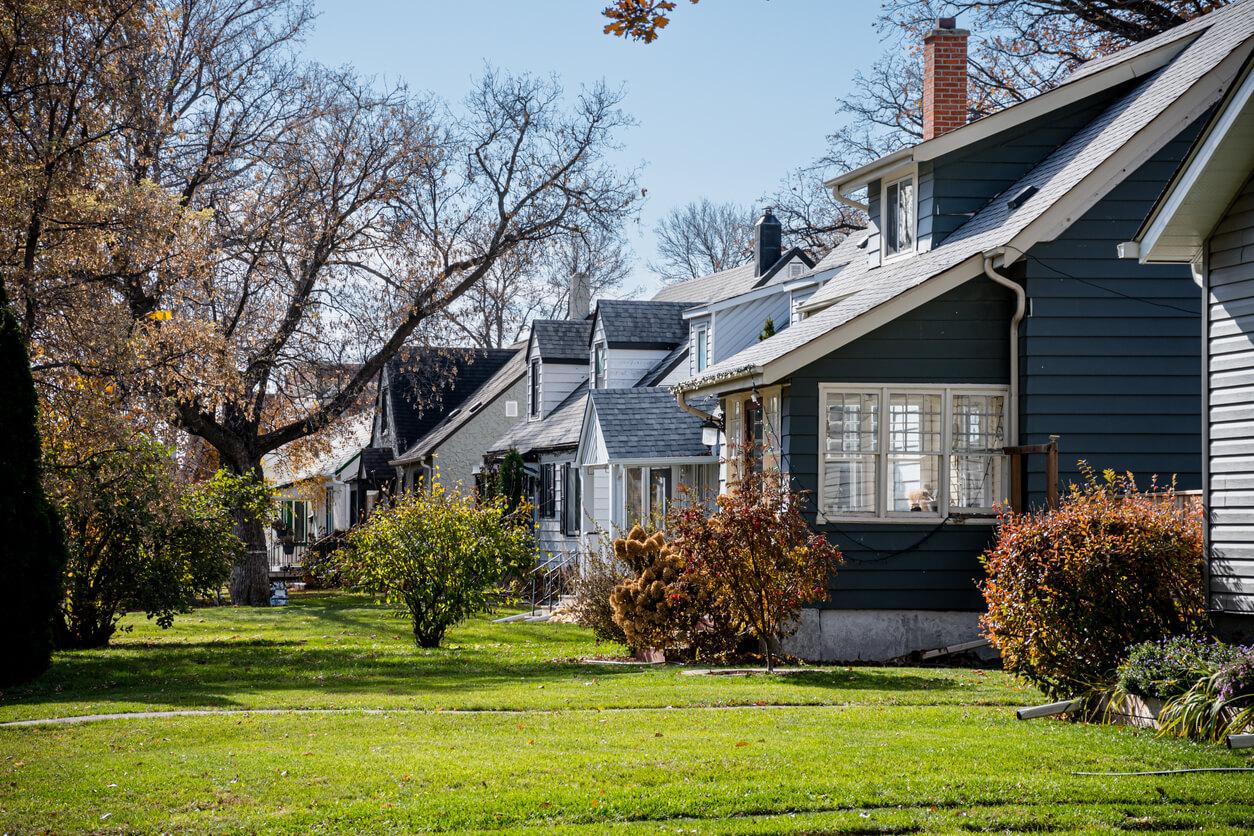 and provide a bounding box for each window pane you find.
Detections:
[625,467,643,527]
[951,454,1004,510]
[952,394,1006,452]
[695,329,707,372]
[649,468,671,522]
[825,392,878,454]
[888,392,941,453]
[897,178,914,251]
[824,456,877,513]
[890,453,940,513]
[885,181,899,253]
